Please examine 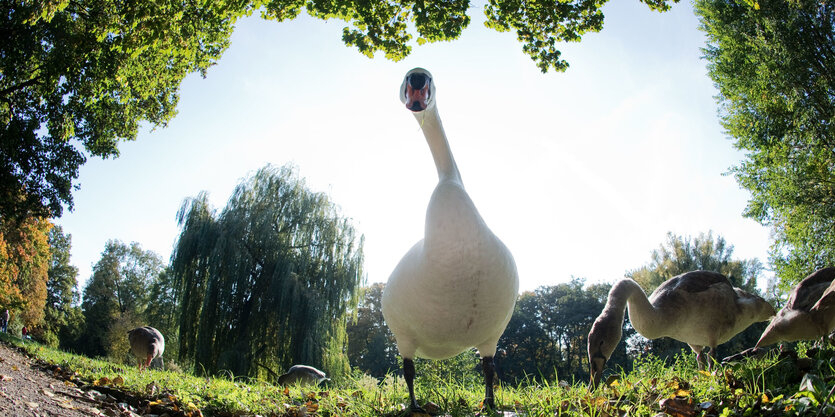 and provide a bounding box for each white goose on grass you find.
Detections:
[724,267,835,362]
[128,326,165,371]
[587,270,774,387]
[381,68,519,413]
